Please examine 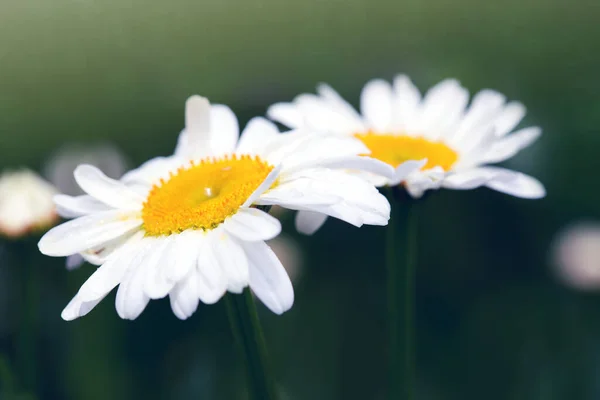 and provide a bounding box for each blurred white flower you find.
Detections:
[44,143,129,196]
[552,222,600,290]
[268,75,545,199]
[0,169,58,238]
